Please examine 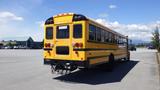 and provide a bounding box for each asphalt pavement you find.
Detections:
[0,48,159,90]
